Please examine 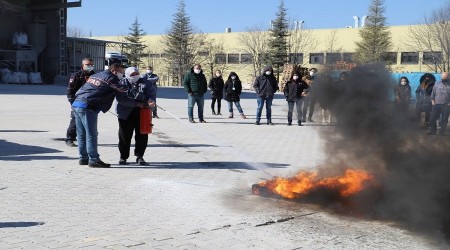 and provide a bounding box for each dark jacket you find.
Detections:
[116,77,157,120]
[67,70,95,104]
[415,82,435,112]
[253,66,278,97]
[224,72,243,102]
[72,70,140,113]
[394,84,411,105]
[283,79,308,102]
[208,76,224,99]
[183,67,207,95]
